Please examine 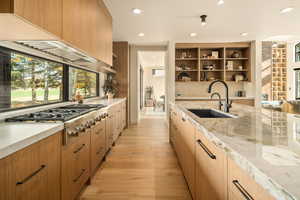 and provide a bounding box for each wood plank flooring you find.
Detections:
[80,116,192,200]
